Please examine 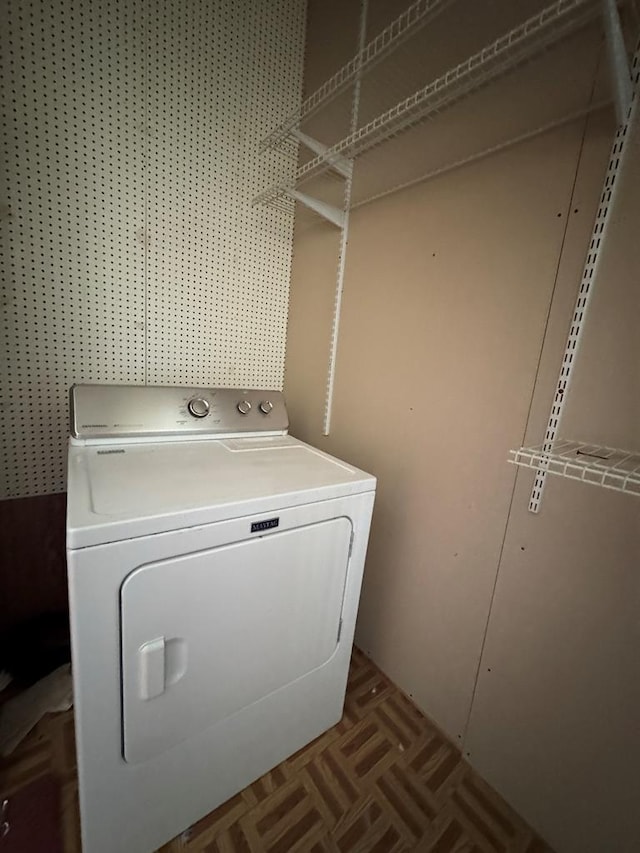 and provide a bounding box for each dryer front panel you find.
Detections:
[120,517,352,764]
